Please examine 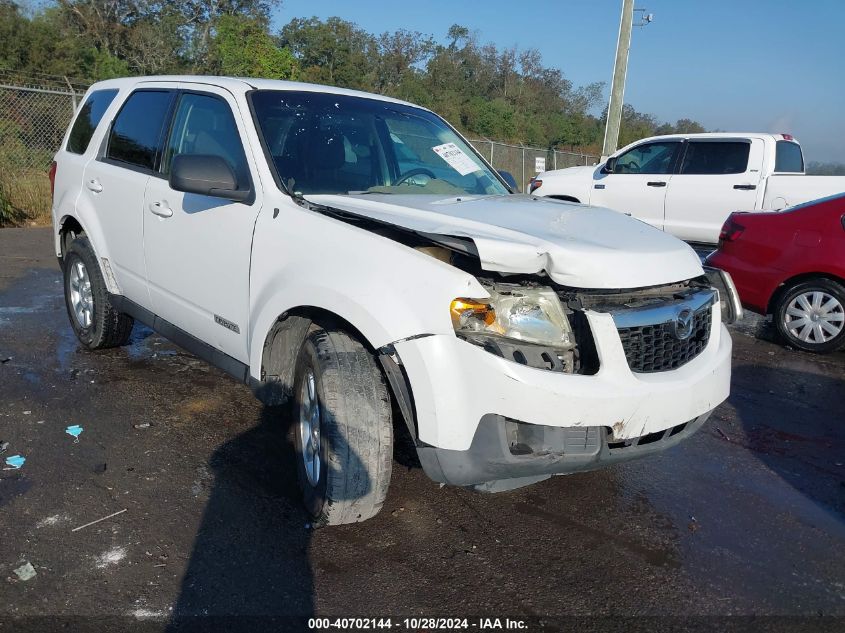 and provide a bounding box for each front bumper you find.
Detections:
[393,304,731,477]
[417,412,711,489]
